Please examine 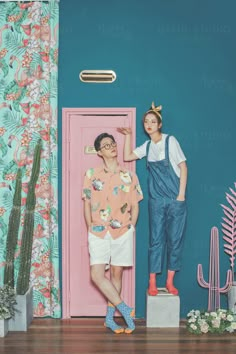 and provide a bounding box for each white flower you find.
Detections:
[188,318,195,323]
[230,322,236,330]
[200,323,209,333]
[218,309,227,313]
[27,39,41,53]
[30,3,41,22]
[220,313,226,320]
[226,315,234,322]
[212,319,221,328]
[190,324,197,330]
[210,312,217,317]
[187,311,194,317]
[28,80,40,100]
[186,308,236,335]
